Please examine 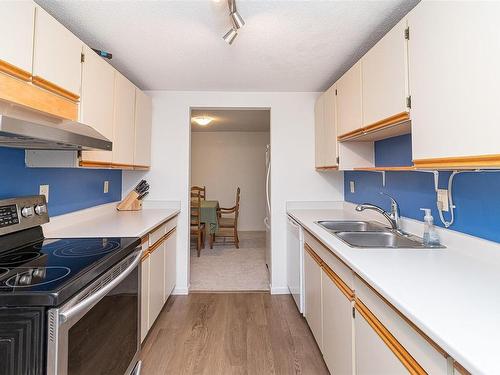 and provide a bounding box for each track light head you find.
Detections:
[230,10,245,29]
[223,28,238,45]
